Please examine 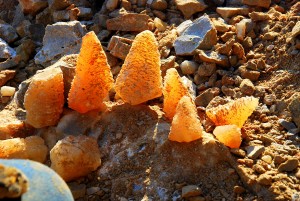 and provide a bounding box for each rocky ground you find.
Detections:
[0,0,300,200]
